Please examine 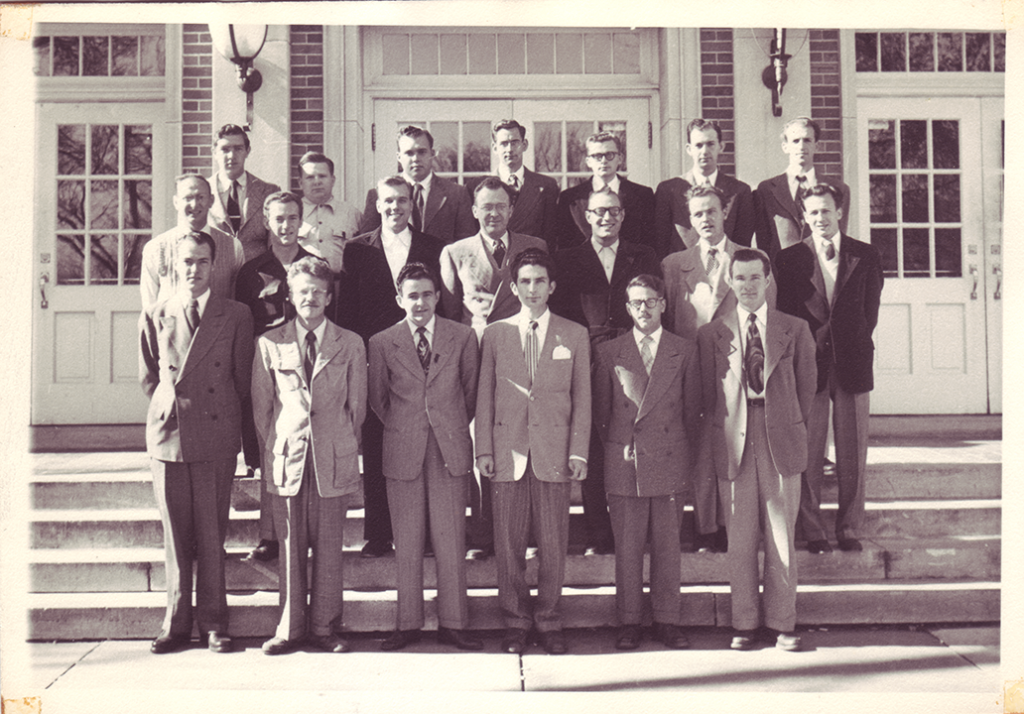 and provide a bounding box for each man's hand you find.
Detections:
[568,458,587,481]
[476,455,495,478]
